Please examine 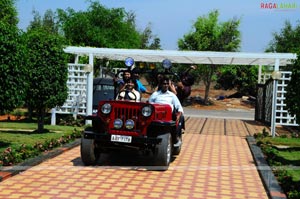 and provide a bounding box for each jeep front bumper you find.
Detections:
[83,131,162,145]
